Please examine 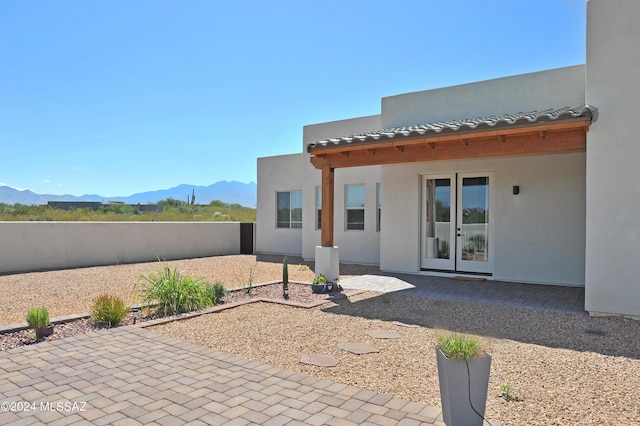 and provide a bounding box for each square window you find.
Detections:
[277,191,302,228]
